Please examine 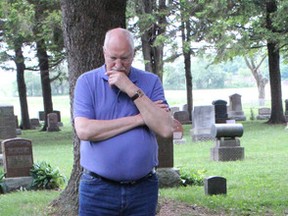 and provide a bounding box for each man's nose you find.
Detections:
[115,59,123,67]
